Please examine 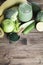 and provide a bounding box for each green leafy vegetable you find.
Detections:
[7,33,20,41]
[4,6,18,21]
[13,20,20,33]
